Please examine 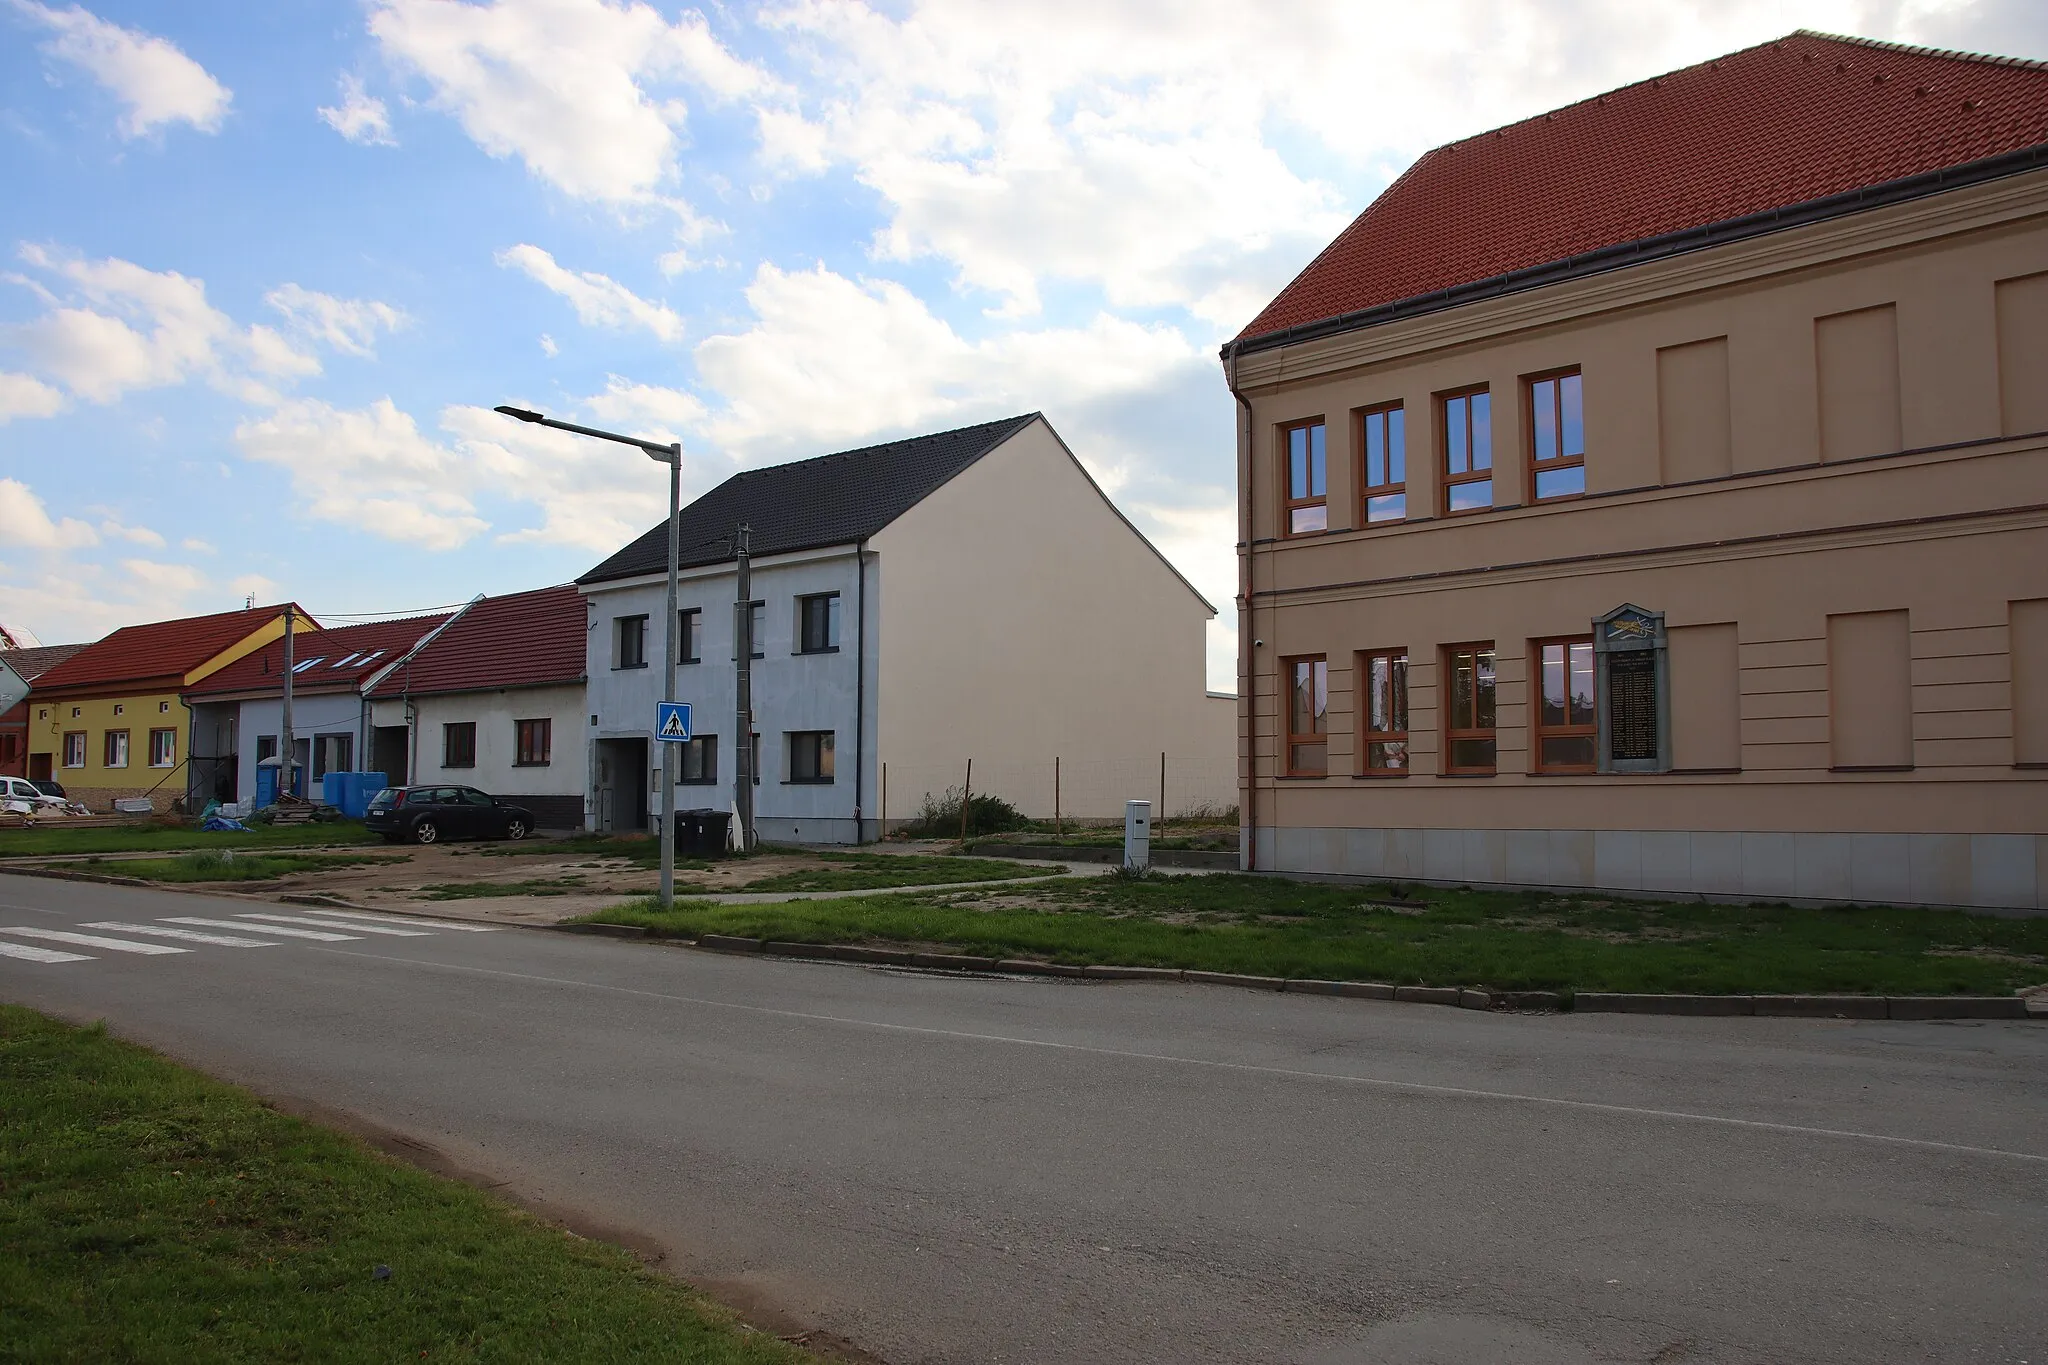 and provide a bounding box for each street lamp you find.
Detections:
[495,405,685,908]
